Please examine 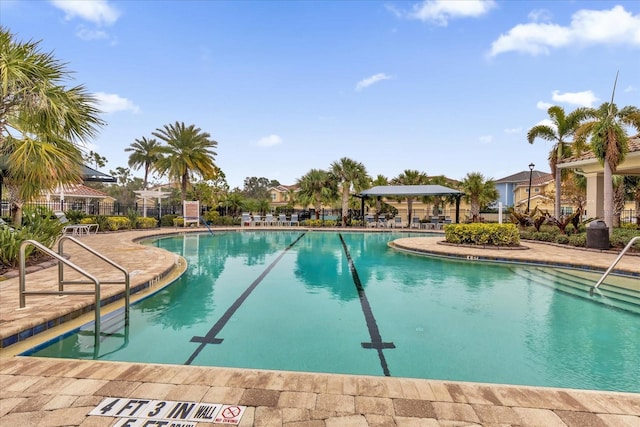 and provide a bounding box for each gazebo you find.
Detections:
[358,185,464,224]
